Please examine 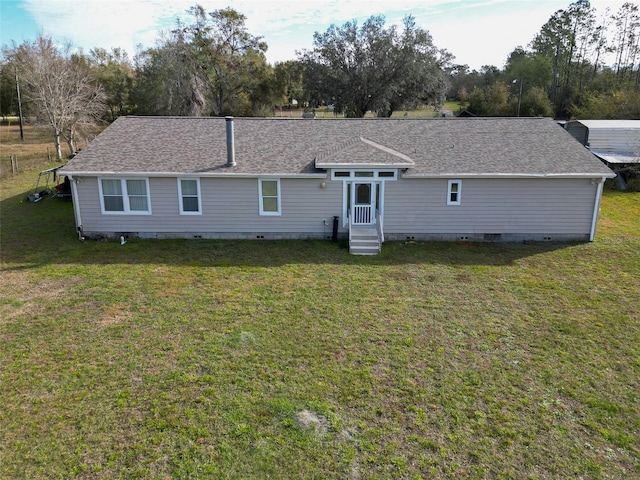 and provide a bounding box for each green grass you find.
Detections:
[1,166,639,479]
[288,103,465,119]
